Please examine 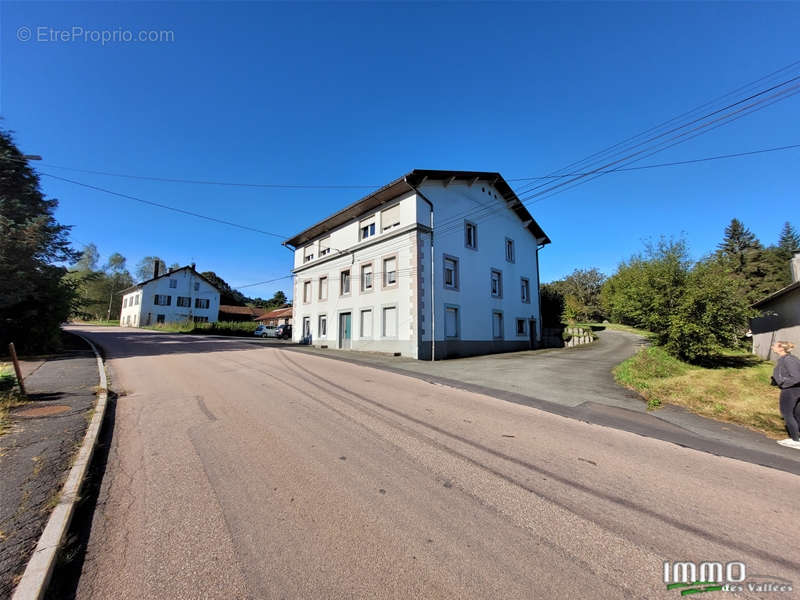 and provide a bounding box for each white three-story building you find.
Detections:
[119,264,221,327]
[284,169,551,359]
